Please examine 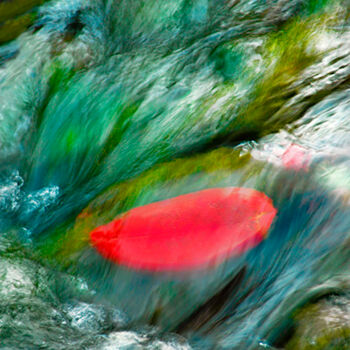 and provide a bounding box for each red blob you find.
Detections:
[90,187,277,272]
[282,144,311,171]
